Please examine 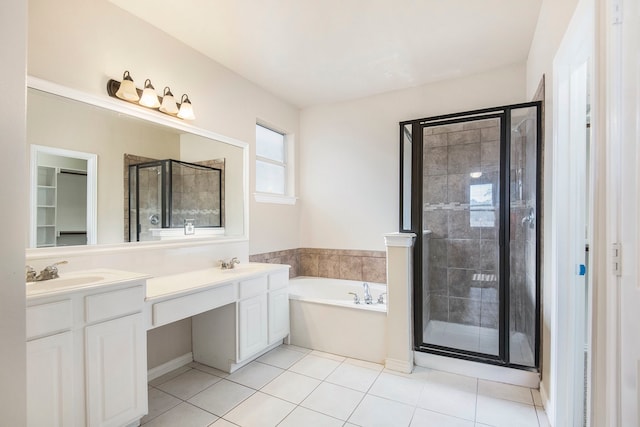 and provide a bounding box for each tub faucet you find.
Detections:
[363,282,373,304]
[348,292,361,304]
[220,257,240,270]
[26,265,37,282]
[377,292,387,304]
[36,261,68,281]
